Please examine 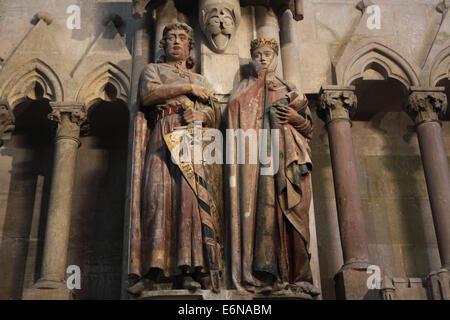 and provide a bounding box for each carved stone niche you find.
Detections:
[199,0,241,54]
